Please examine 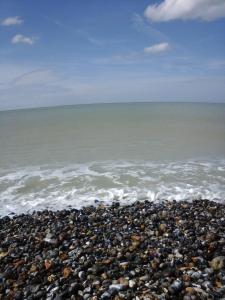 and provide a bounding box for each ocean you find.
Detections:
[0,102,225,216]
